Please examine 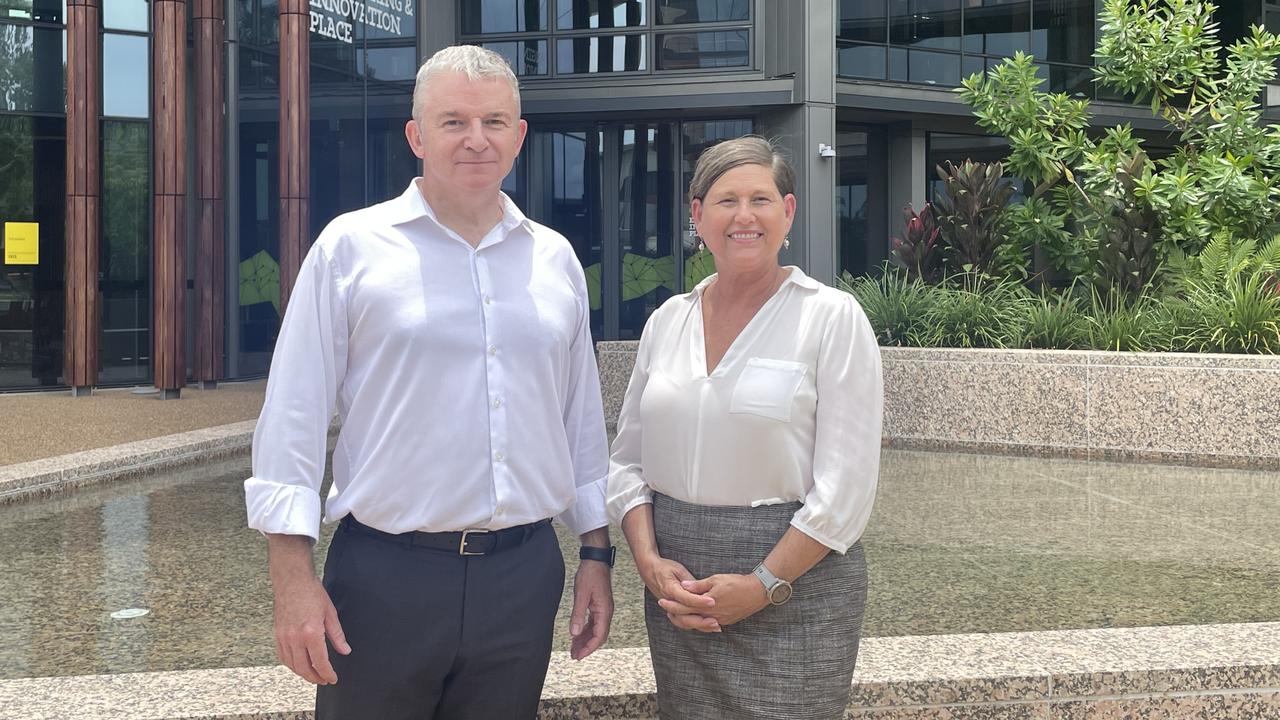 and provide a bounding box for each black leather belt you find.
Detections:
[342,515,550,556]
